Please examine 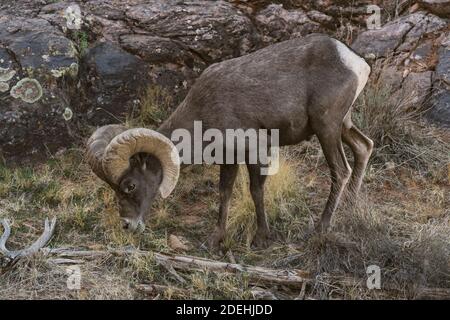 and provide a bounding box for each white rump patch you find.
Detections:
[333,39,371,105]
